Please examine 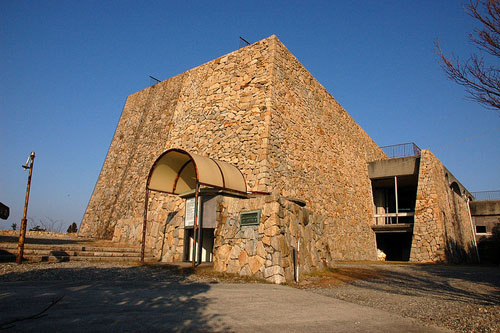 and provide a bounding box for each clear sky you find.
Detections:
[1,1,499,232]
